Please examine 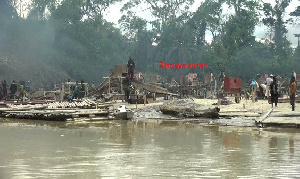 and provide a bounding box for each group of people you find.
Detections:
[0,80,24,100]
[247,73,297,111]
[68,80,89,101]
[264,74,297,111]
